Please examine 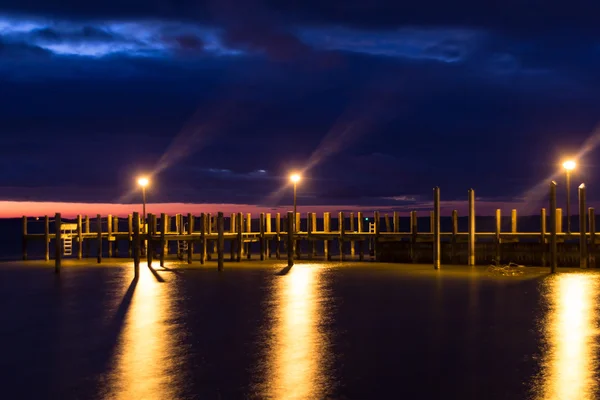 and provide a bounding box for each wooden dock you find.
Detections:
[20,184,598,272]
